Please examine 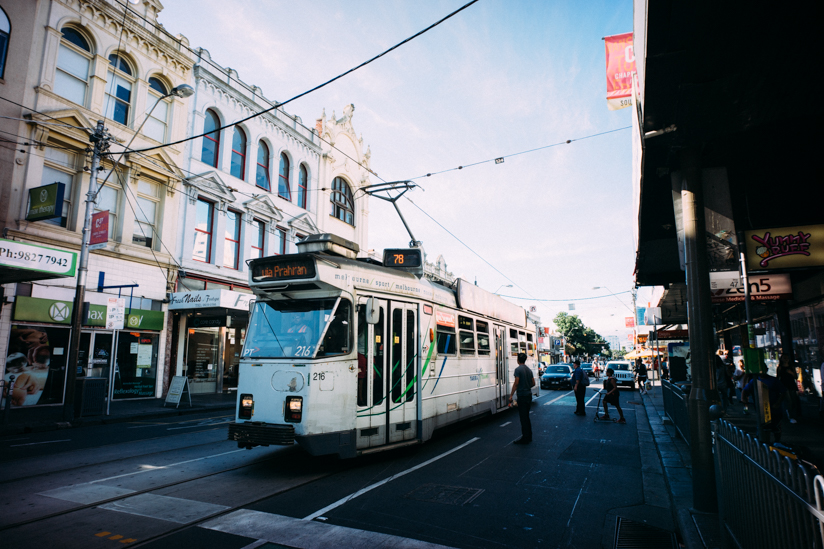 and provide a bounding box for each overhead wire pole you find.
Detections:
[63,120,108,421]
